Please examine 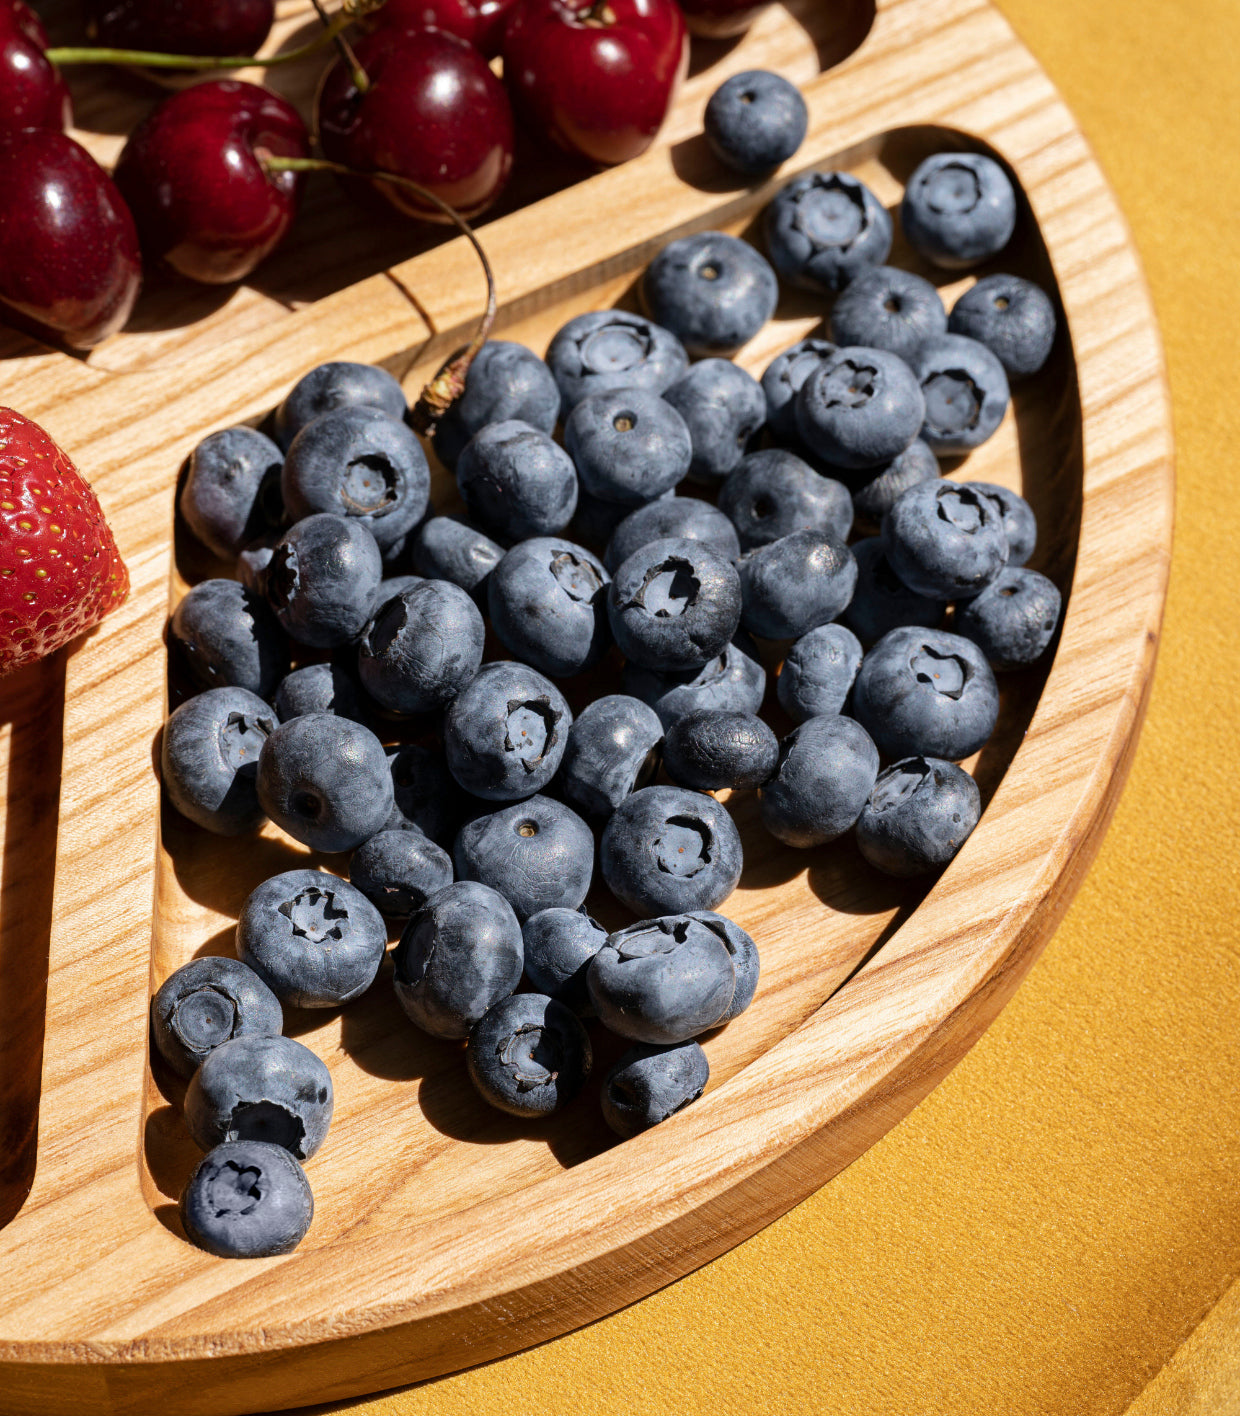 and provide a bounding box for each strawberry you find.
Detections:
[0,407,128,674]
